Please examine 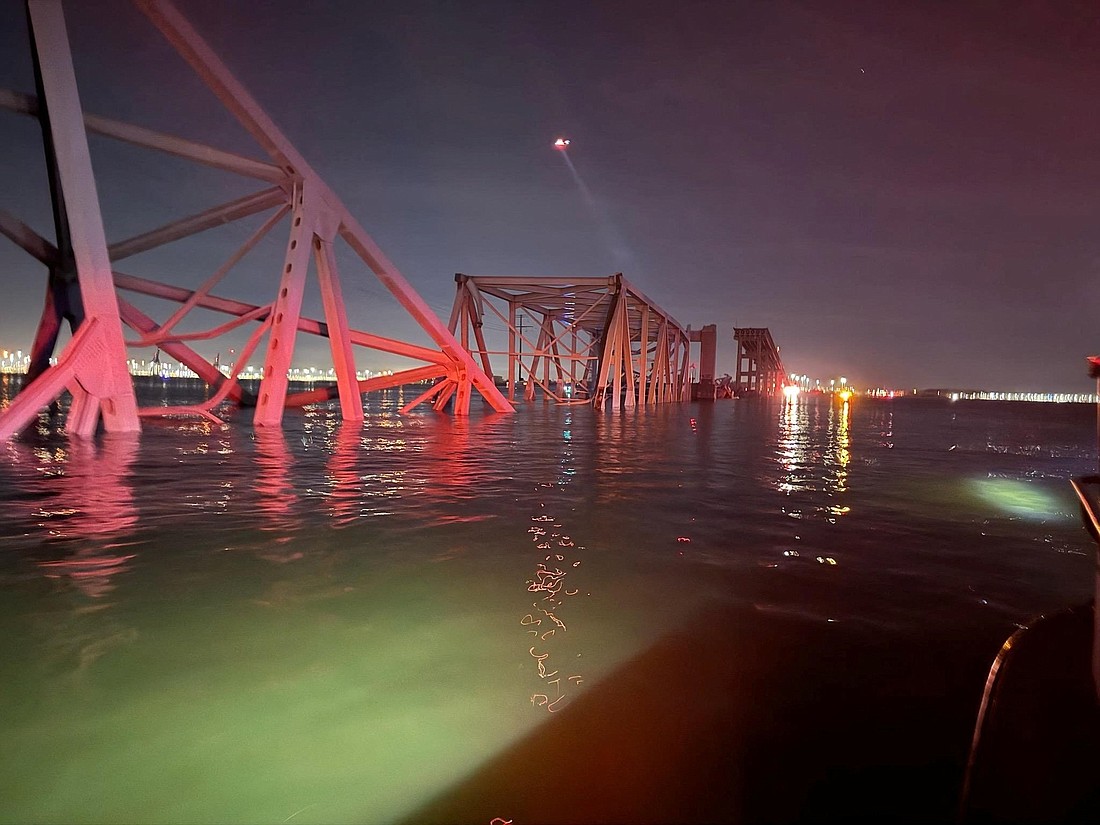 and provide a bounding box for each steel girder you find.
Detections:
[732,327,786,397]
[449,273,692,409]
[0,0,512,440]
